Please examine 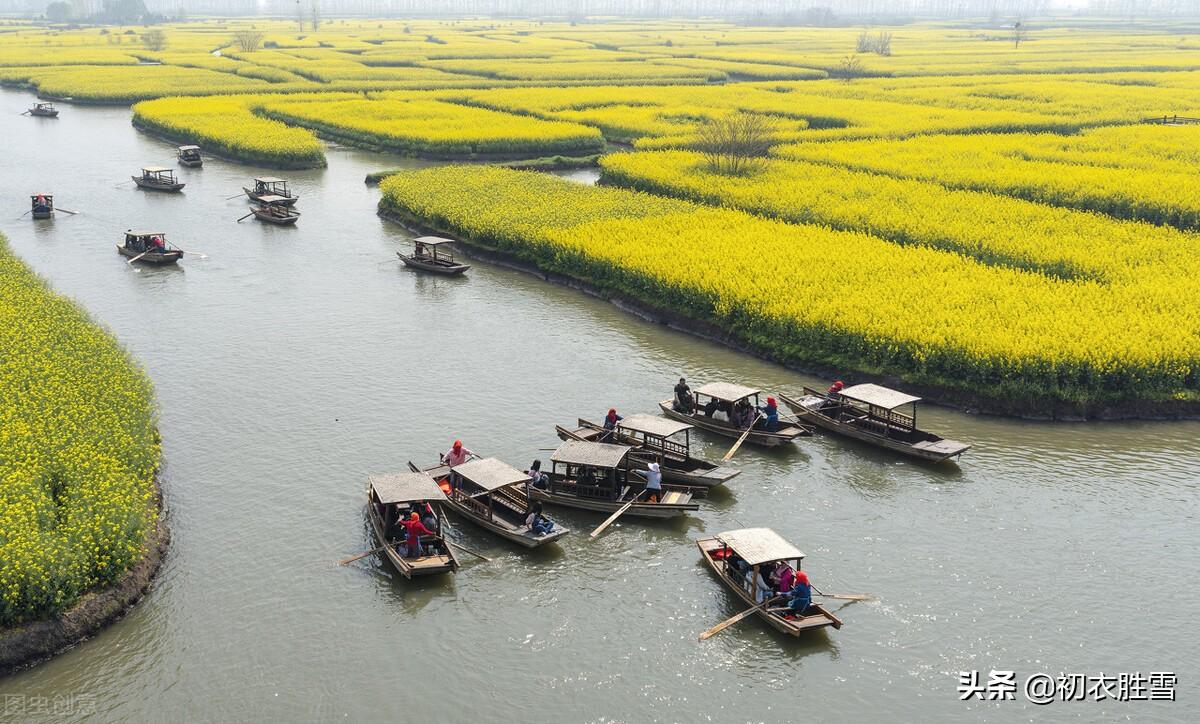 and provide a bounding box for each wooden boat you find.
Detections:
[28,102,58,117]
[557,414,740,491]
[659,382,811,448]
[412,458,569,548]
[177,145,203,168]
[697,527,842,636]
[132,166,184,192]
[248,196,300,225]
[397,236,470,275]
[244,177,298,206]
[529,439,699,519]
[30,194,53,219]
[116,230,183,265]
[780,385,970,463]
[366,471,460,579]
